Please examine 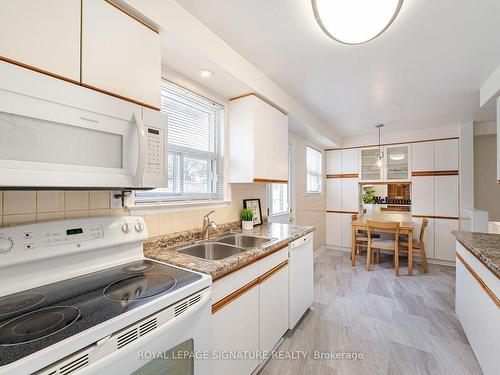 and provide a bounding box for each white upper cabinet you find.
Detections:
[229,95,289,183]
[360,147,383,181]
[82,0,161,109]
[326,150,342,175]
[341,149,359,174]
[0,0,81,82]
[411,142,434,171]
[385,145,411,180]
[435,175,459,217]
[273,110,289,181]
[434,139,459,171]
